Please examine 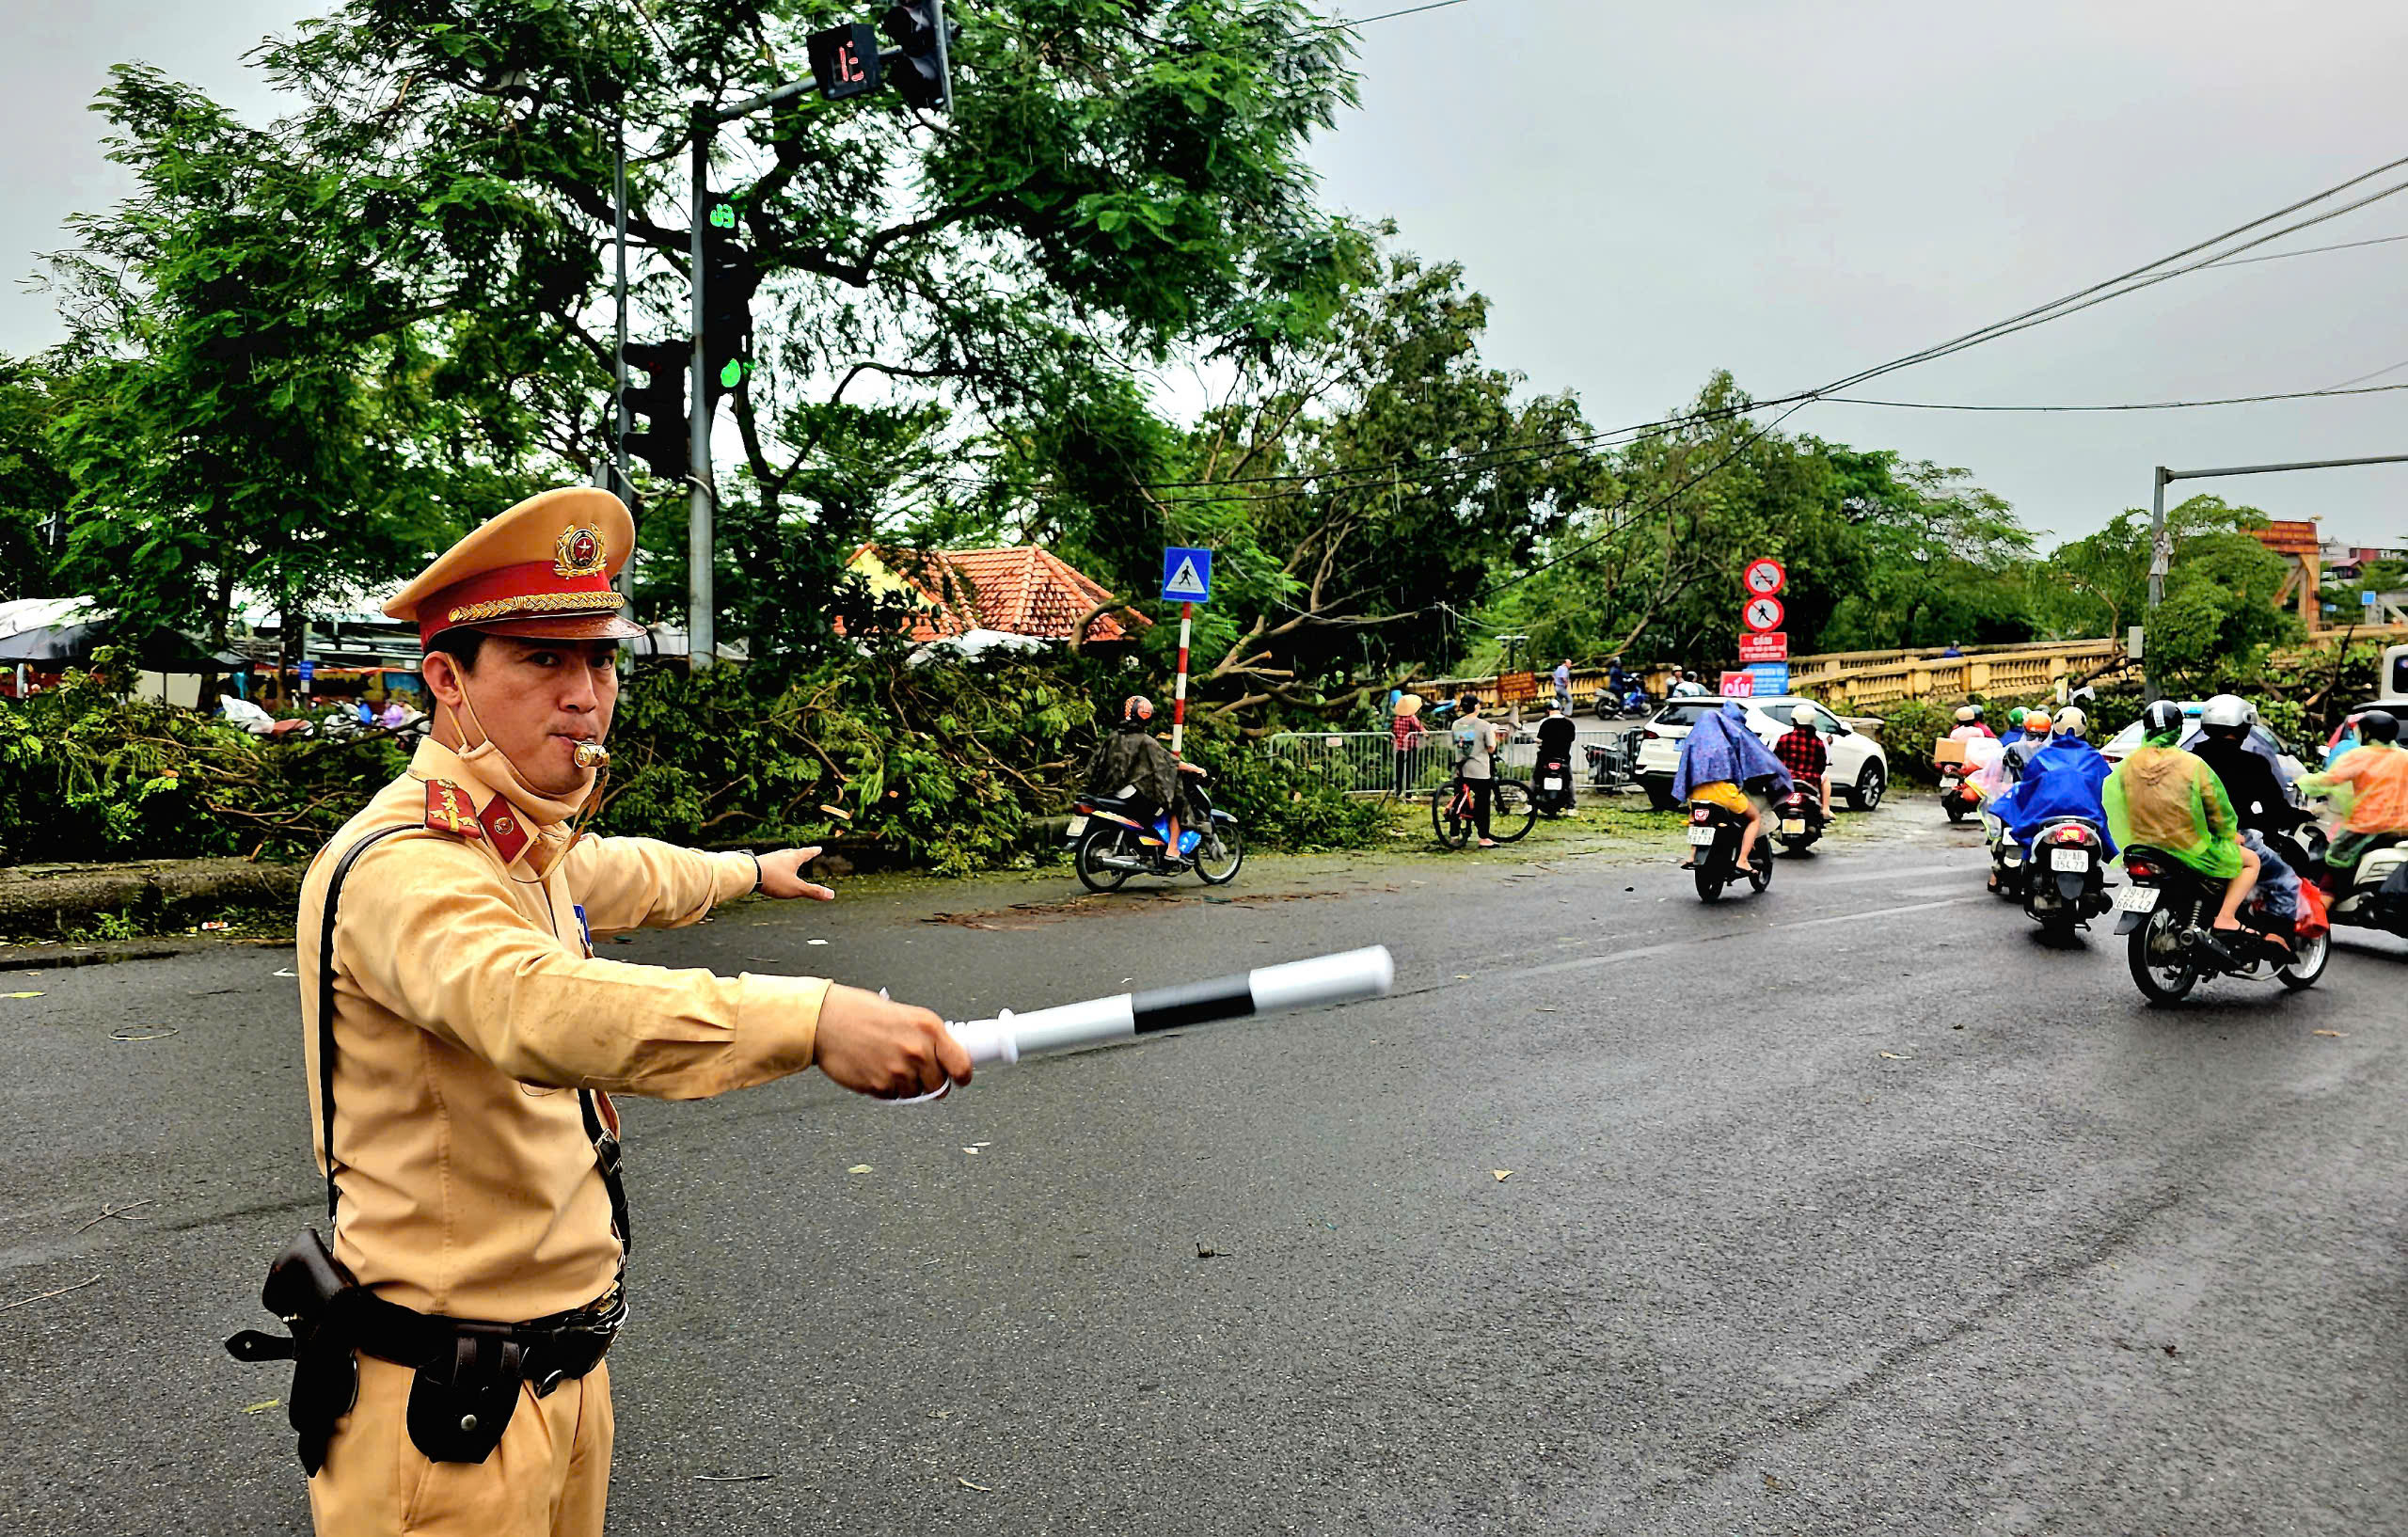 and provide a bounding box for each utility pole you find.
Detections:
[687,106,715,672]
